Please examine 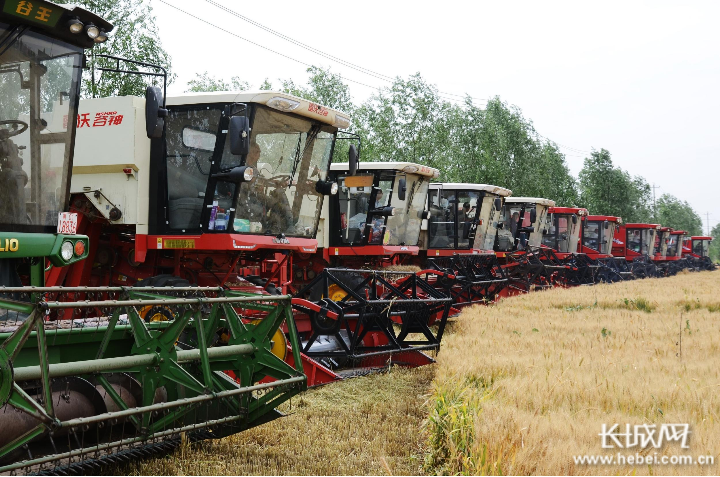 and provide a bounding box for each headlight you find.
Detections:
[74,241,86,257]
[61,241,74,262]
[330,182,339,195]
[68,19,84,34]
[95,30,109,43]
[333,115,351,129]
[243,166,255,182]
[85,24,100,40]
